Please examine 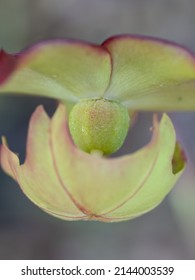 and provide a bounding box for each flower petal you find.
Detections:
[102,35,195,111]
[50,105,184,221]
[0,107,87,220]
[0,104,185,222]
[104,130,186,222]
[0,40,111,101]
